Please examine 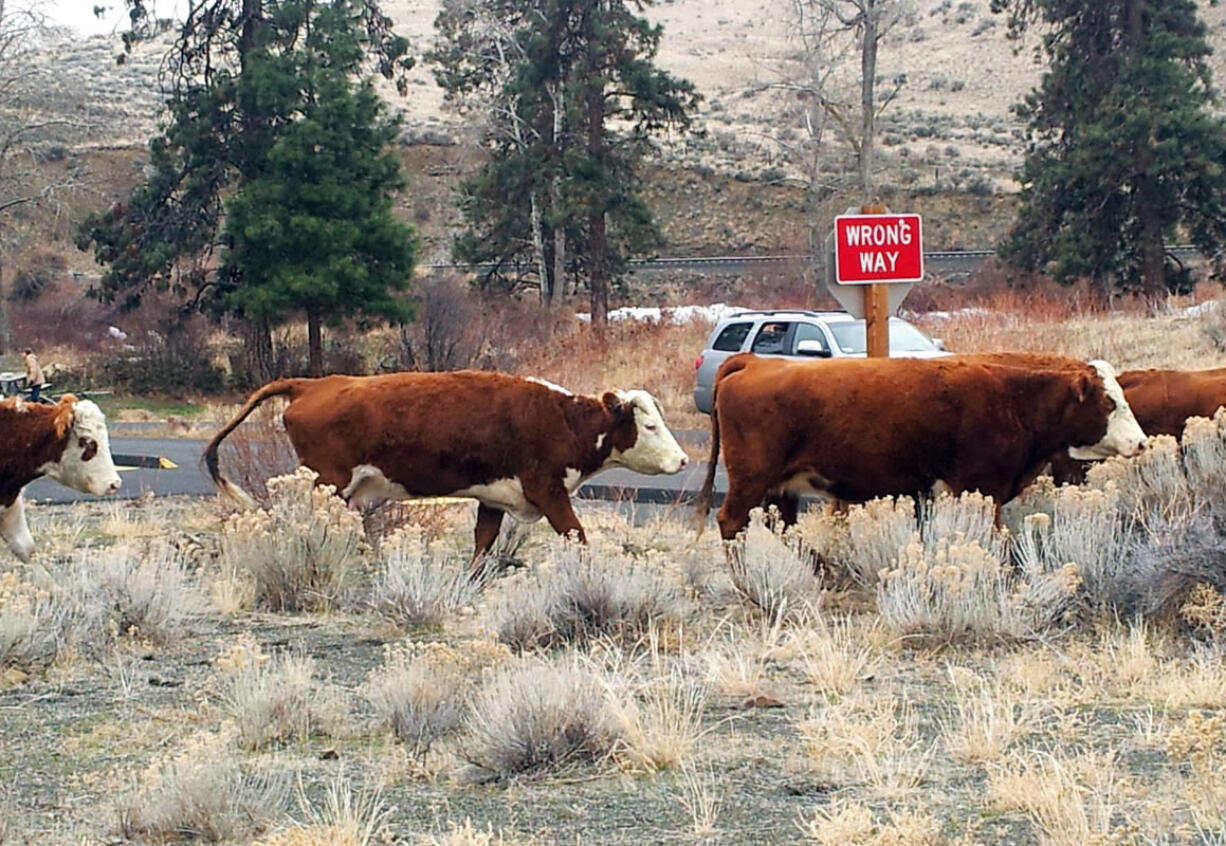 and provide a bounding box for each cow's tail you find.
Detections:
[203,379,309,507]
[690,406,722,537]
[691,354,753,535]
